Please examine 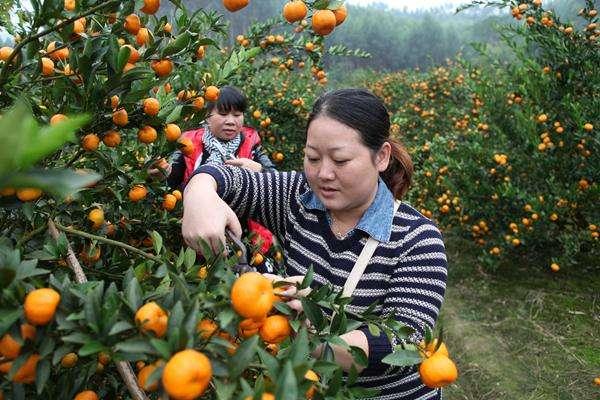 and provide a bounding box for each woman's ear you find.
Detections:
[375,142,391,172]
